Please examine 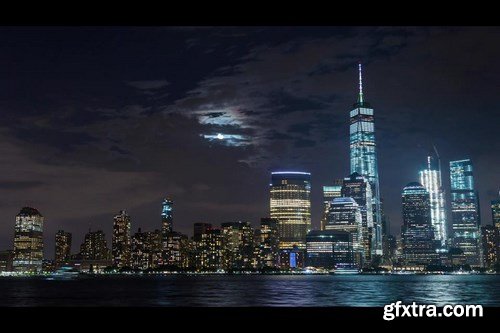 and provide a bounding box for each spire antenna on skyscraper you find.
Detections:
[358,62,364,104]
[349,61,382,259]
